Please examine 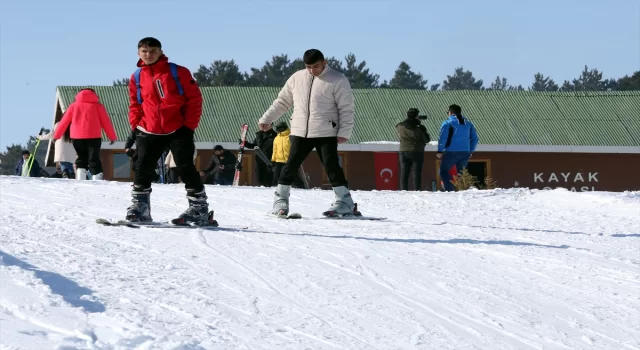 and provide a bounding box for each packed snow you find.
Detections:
[0,176,638,349]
